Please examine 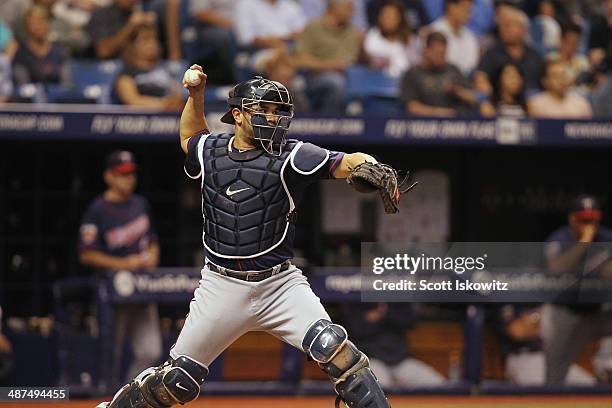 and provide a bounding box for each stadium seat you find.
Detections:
[345,65,402,115]
[68,60,124,104]
[205,85,233,111]
[15,83,46,103]
[346,65,400,100]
